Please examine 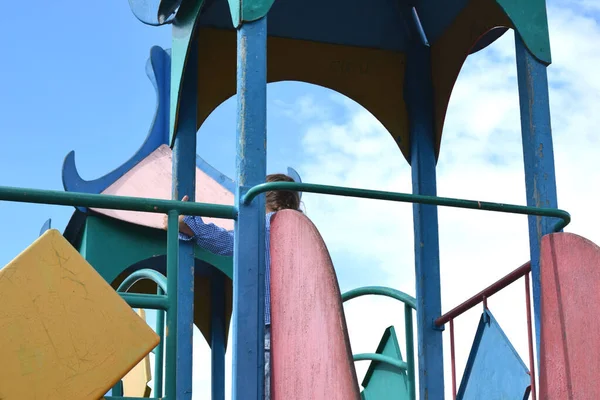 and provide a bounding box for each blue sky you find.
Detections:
[2,0,600,398]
